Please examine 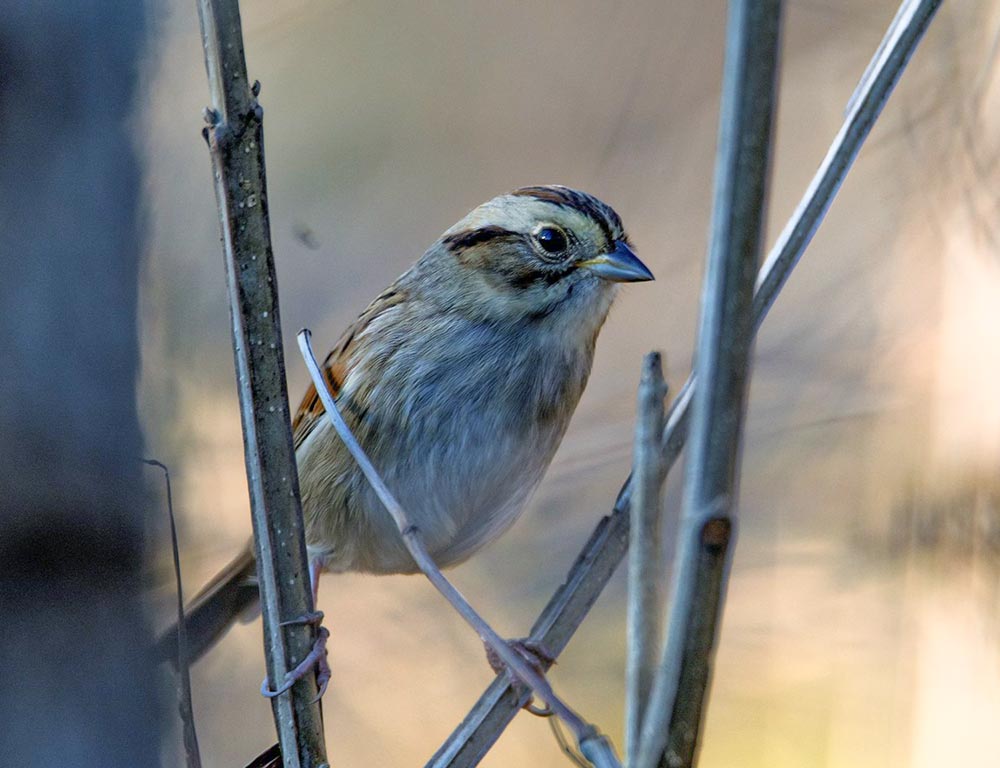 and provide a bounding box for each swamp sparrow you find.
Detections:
[169,185,653,661]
